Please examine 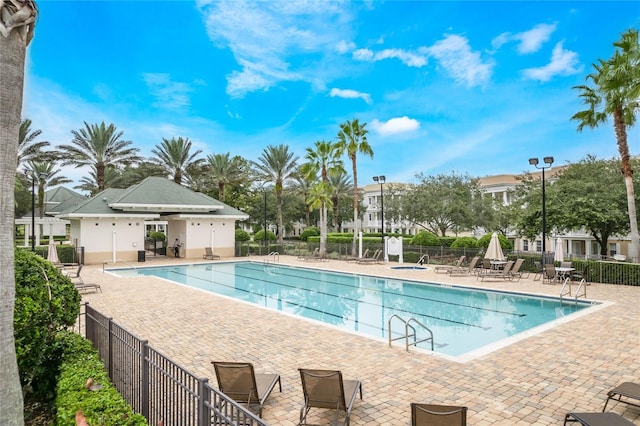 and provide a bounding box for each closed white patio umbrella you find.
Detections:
[554,238,564,263]
[47,237,59,264]
[485,232,505,260]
